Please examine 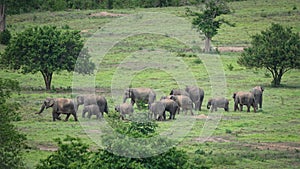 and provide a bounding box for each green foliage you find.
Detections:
[0,29,11,45]
[0,78,26,169]
[36,136,90,169]
[238,23,300,86]
[0,25,95,90]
